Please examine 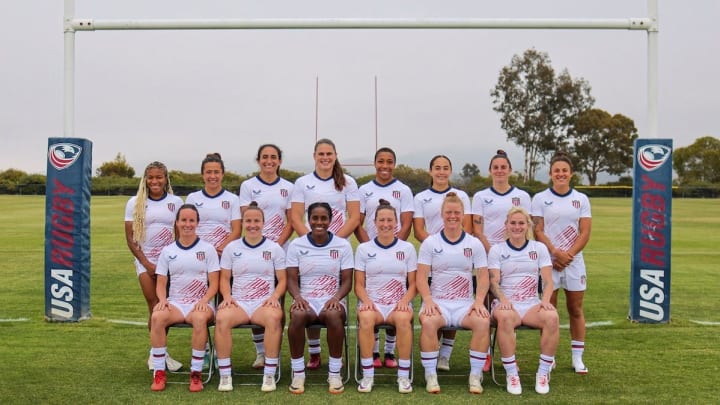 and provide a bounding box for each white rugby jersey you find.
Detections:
[418,231,486,300]
[156,238,220,304]
[531,188,592,255]
[238,176,294,242]
[185,189,241,249]
[291,172,360,234]
[286,233,354,299]
[124,193,184,263]
[355,238,417,305]
[358,179,414,239]
[488,239,551,302]
[413,187,471,235]
[471,186,531,247]
[220,237,286,301]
